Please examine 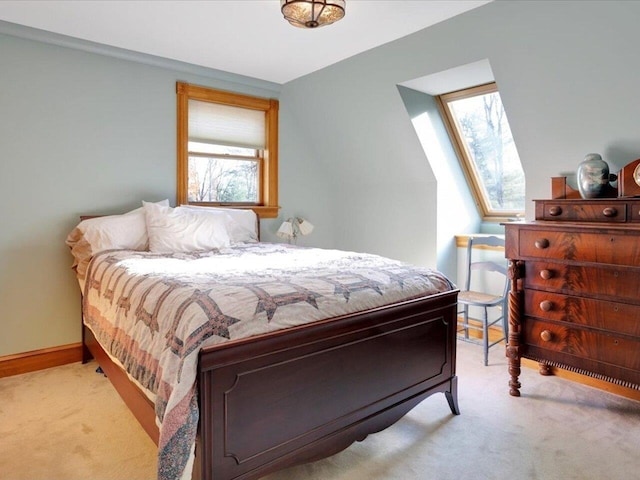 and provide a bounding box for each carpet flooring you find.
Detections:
[1,341,639,480]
